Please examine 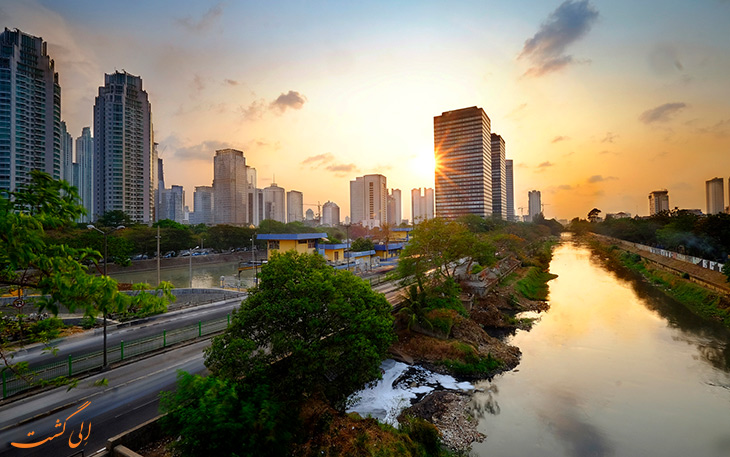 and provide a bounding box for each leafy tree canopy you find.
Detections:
[350,237,375,252]
[96,210,134,228]
[205,251,395,406]
[152,219,186,230]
